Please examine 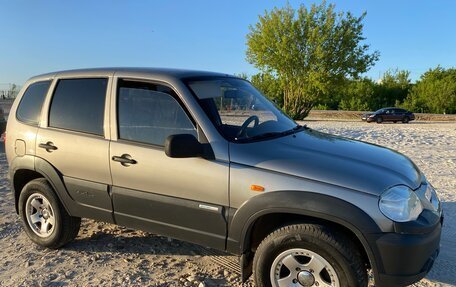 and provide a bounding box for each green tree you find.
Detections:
[403,67,456,114]
[250,73,284,107]
[373,69,411,109]
[246,1,379,119]
[338,78,375,111]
